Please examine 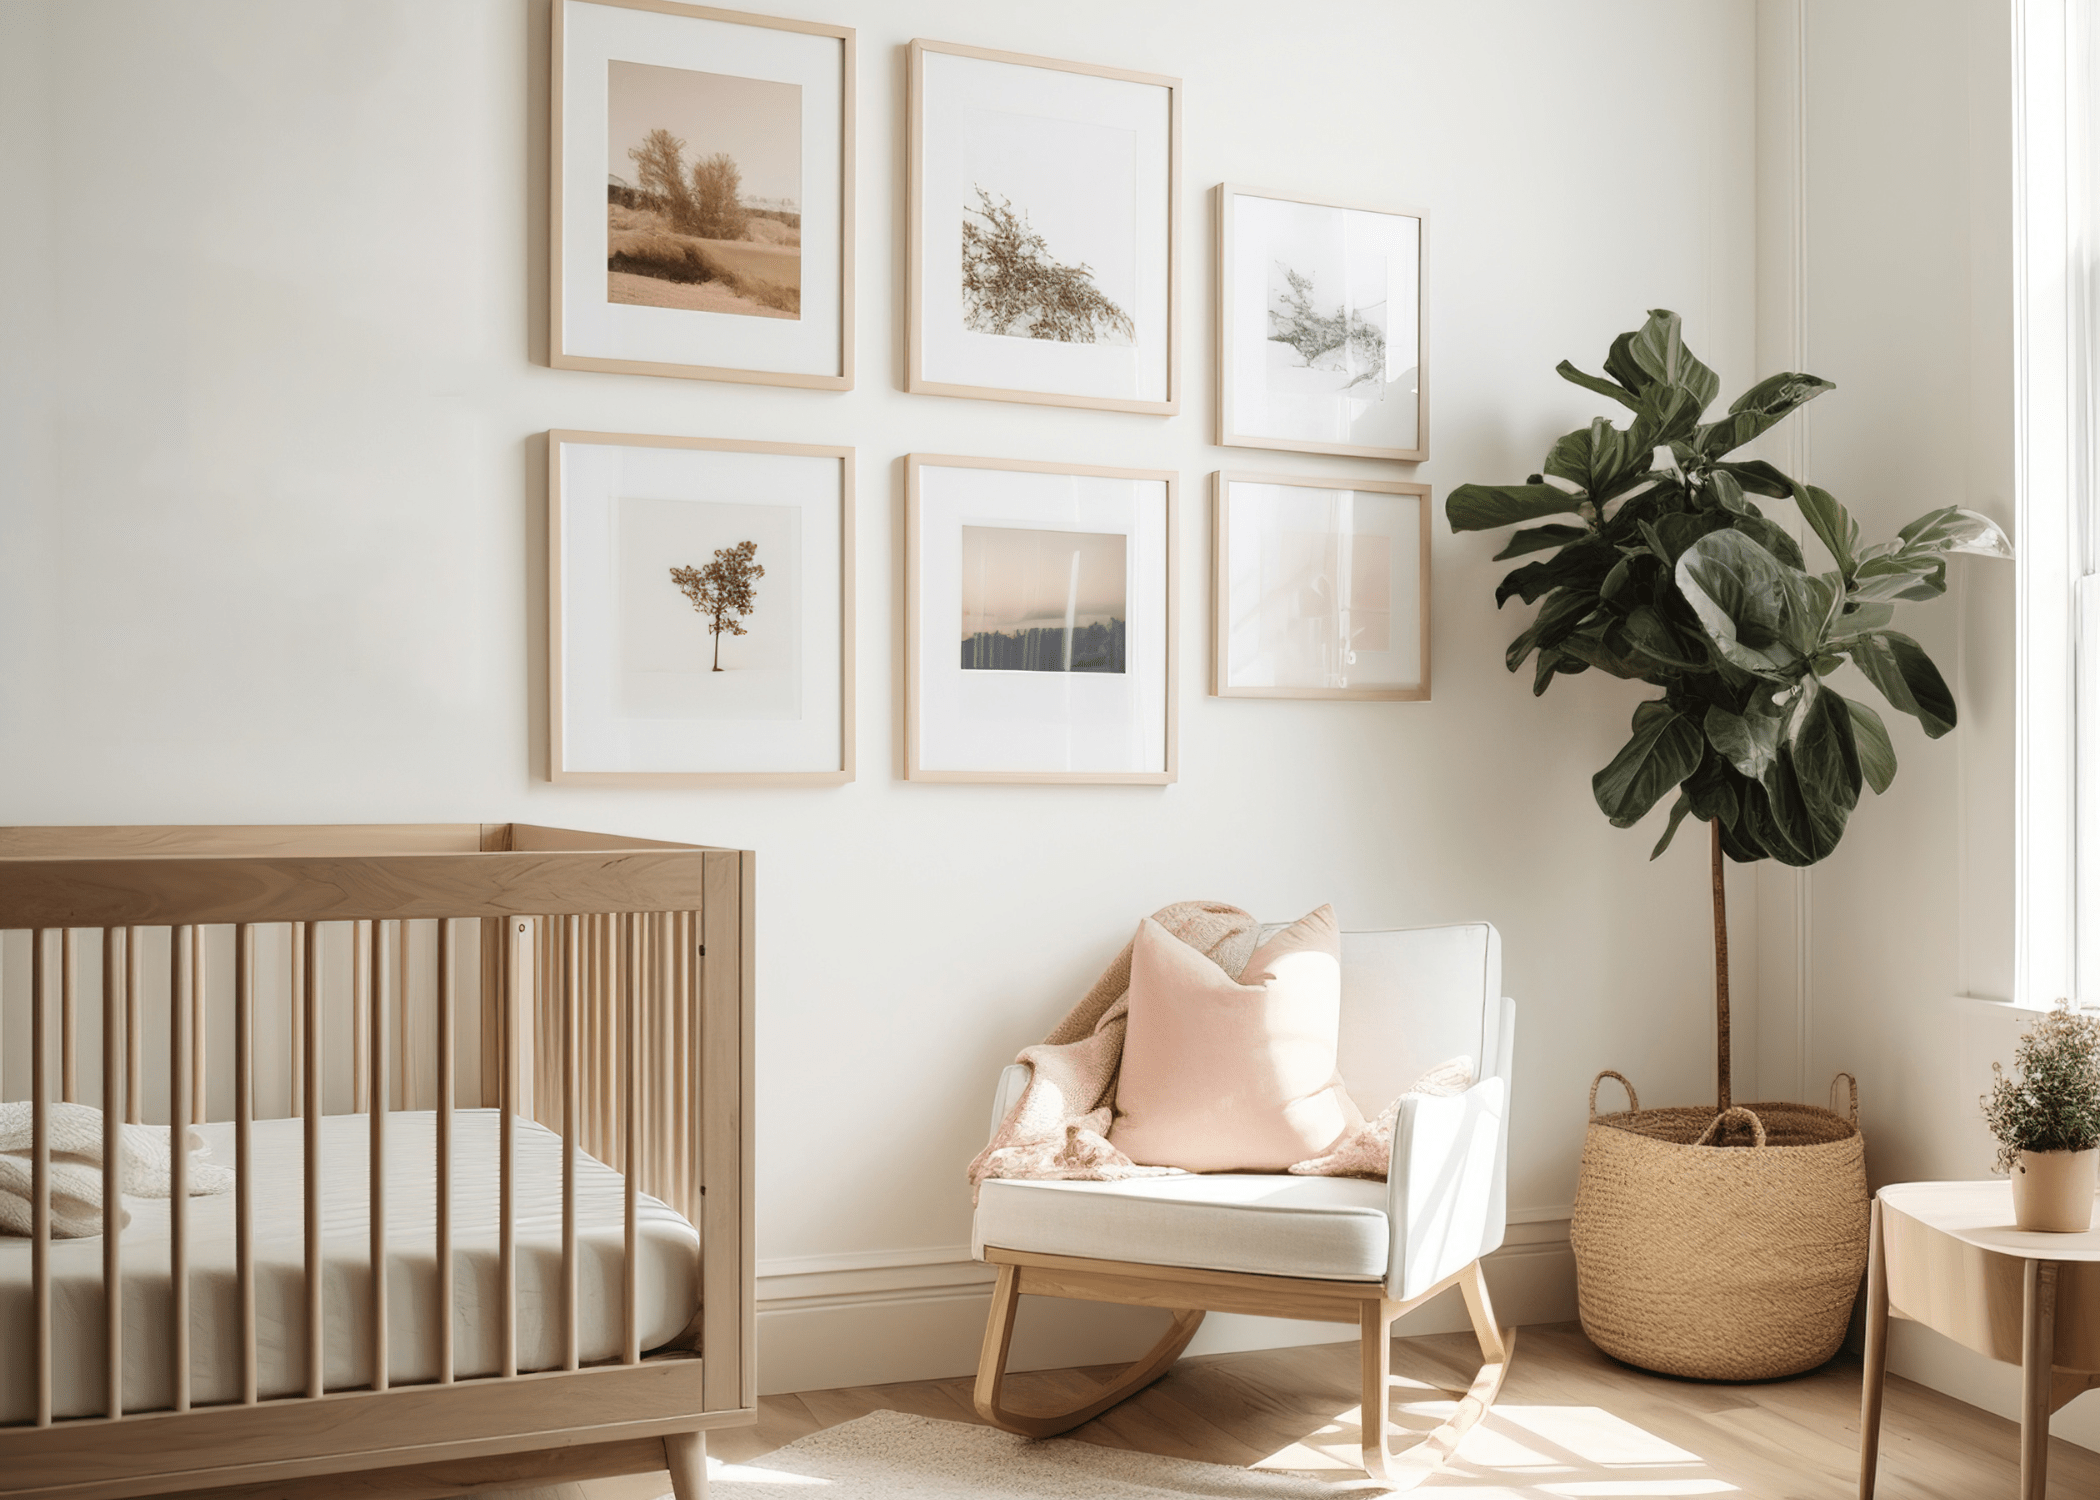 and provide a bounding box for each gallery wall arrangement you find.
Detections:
[540,0,1433,787]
